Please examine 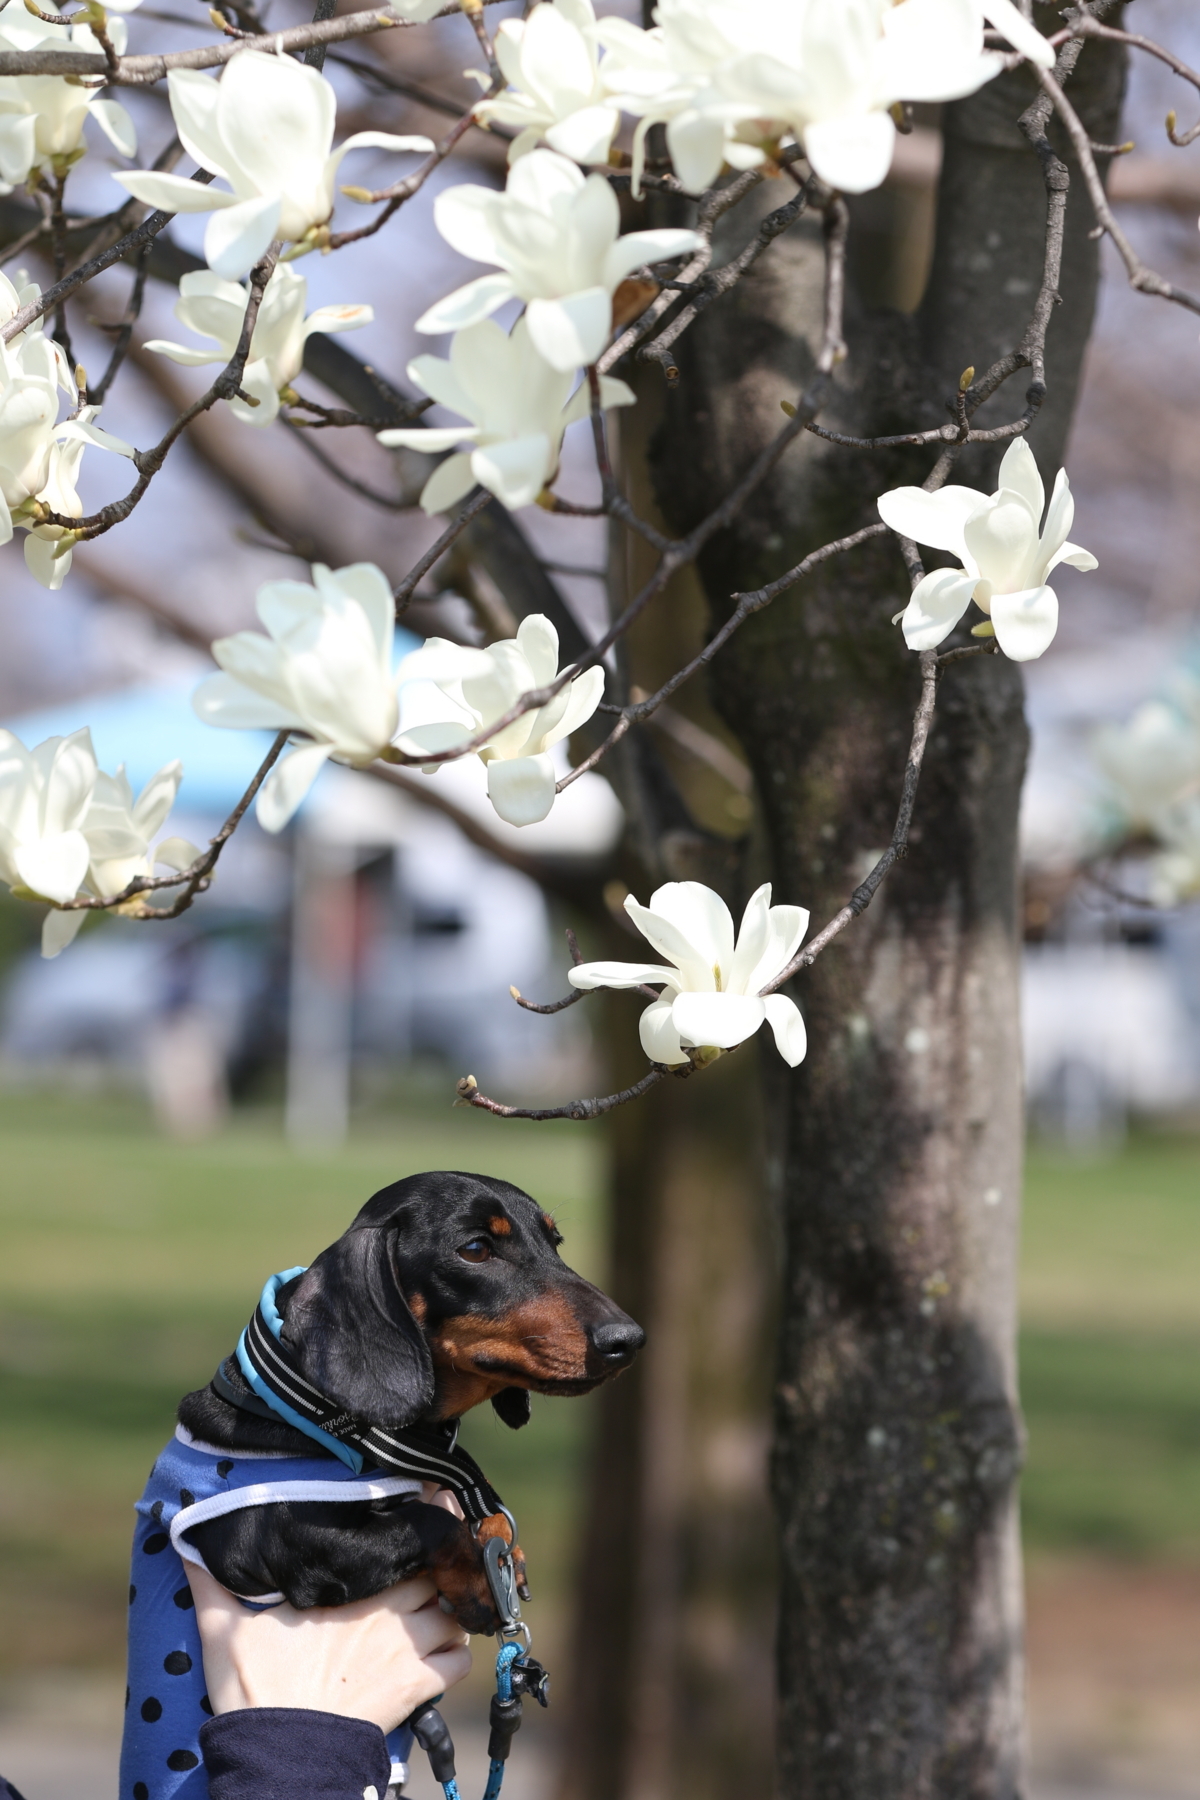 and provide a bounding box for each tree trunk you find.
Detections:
[562,1027,777,1800]
[634,35,1127,1800]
